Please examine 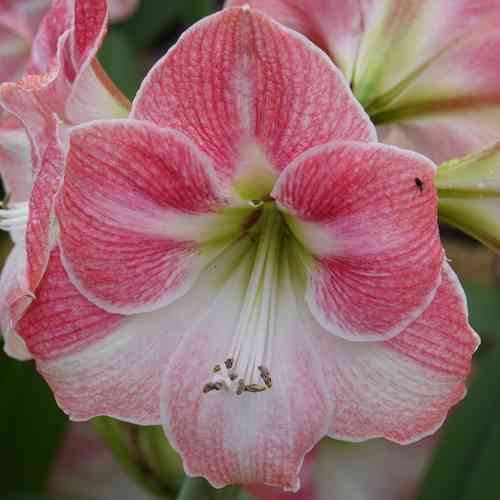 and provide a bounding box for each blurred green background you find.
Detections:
[2,1,500,499]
